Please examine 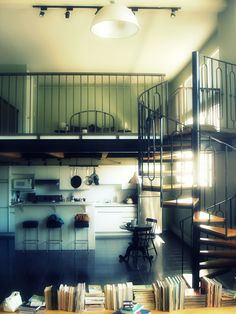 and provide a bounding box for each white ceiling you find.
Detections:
[0,0,226,79]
